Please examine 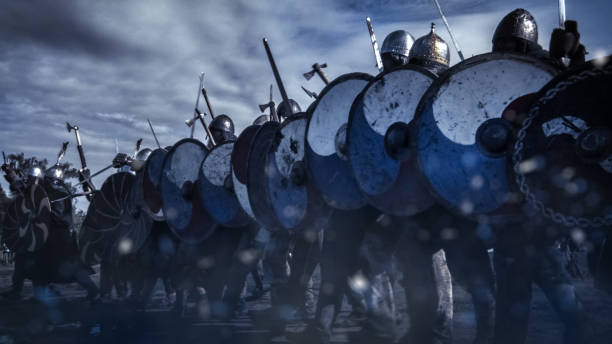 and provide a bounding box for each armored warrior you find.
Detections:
[490,9,586,344]
[1,154,99,301]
